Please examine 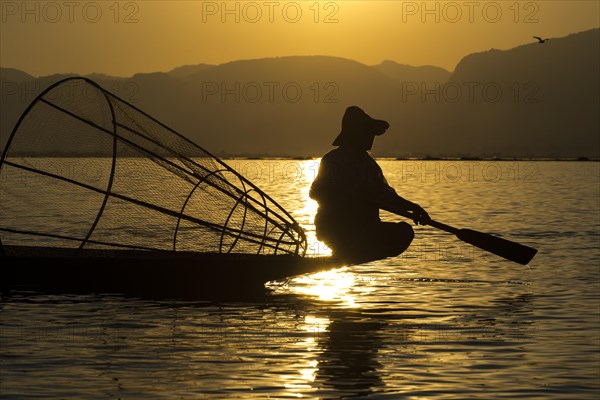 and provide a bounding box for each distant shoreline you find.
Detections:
[2,153,598,162]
